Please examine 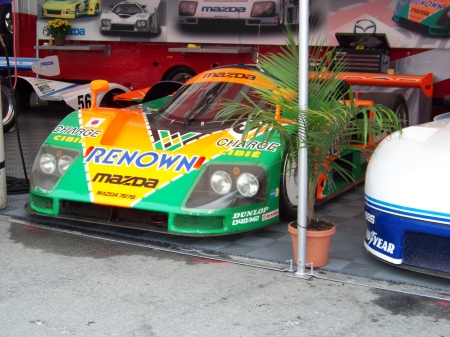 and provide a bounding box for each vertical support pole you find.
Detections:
[0,85,7,209]
[295,0,309,277]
